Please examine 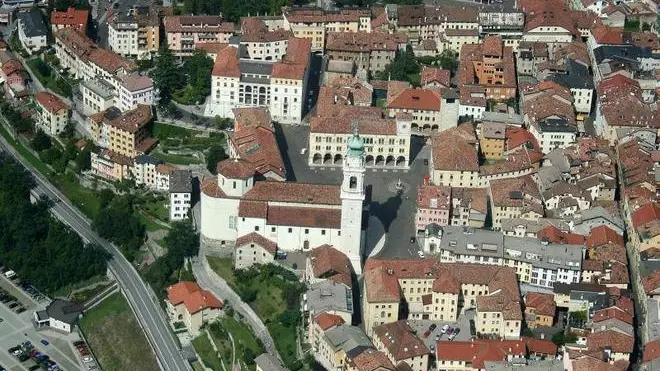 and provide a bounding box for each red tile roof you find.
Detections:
[431,123,479,172]
[201,177,226,198]
[587,330,633,354]
[243,181,340,205]
[309,116,397,136]
[592,307,633,325]
[238,200,268,218]
[106,104,151,133]
[416,184,450,210]
[643,339,660,363]
[525,292,556,317]
[643,270,660,295]
[347,348,395,371]
[164,16,234,33]
[167,281,223,314]
[522,337,557,356]
[212,46,240,77]
[194,42,228,55]
[587,226,624,248]
[436,339,526,369]
[50,7,89,32]
[235,232,277,255]
[591,26,624,45]
[373,321,428,361]
[266,206,341,229]
[632,202,660,229]
[420,66,450,88]
[506,127,540,153]
[537,225,585,245]
[387,88,442,111]
[314,312,345,331]
[598,75,658,130]
[309,245,352,287]
[34,92,67,114]
[326,31,405,53]
[271,37,310,80]
[230,122,286,179]
[489,175,541,208]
